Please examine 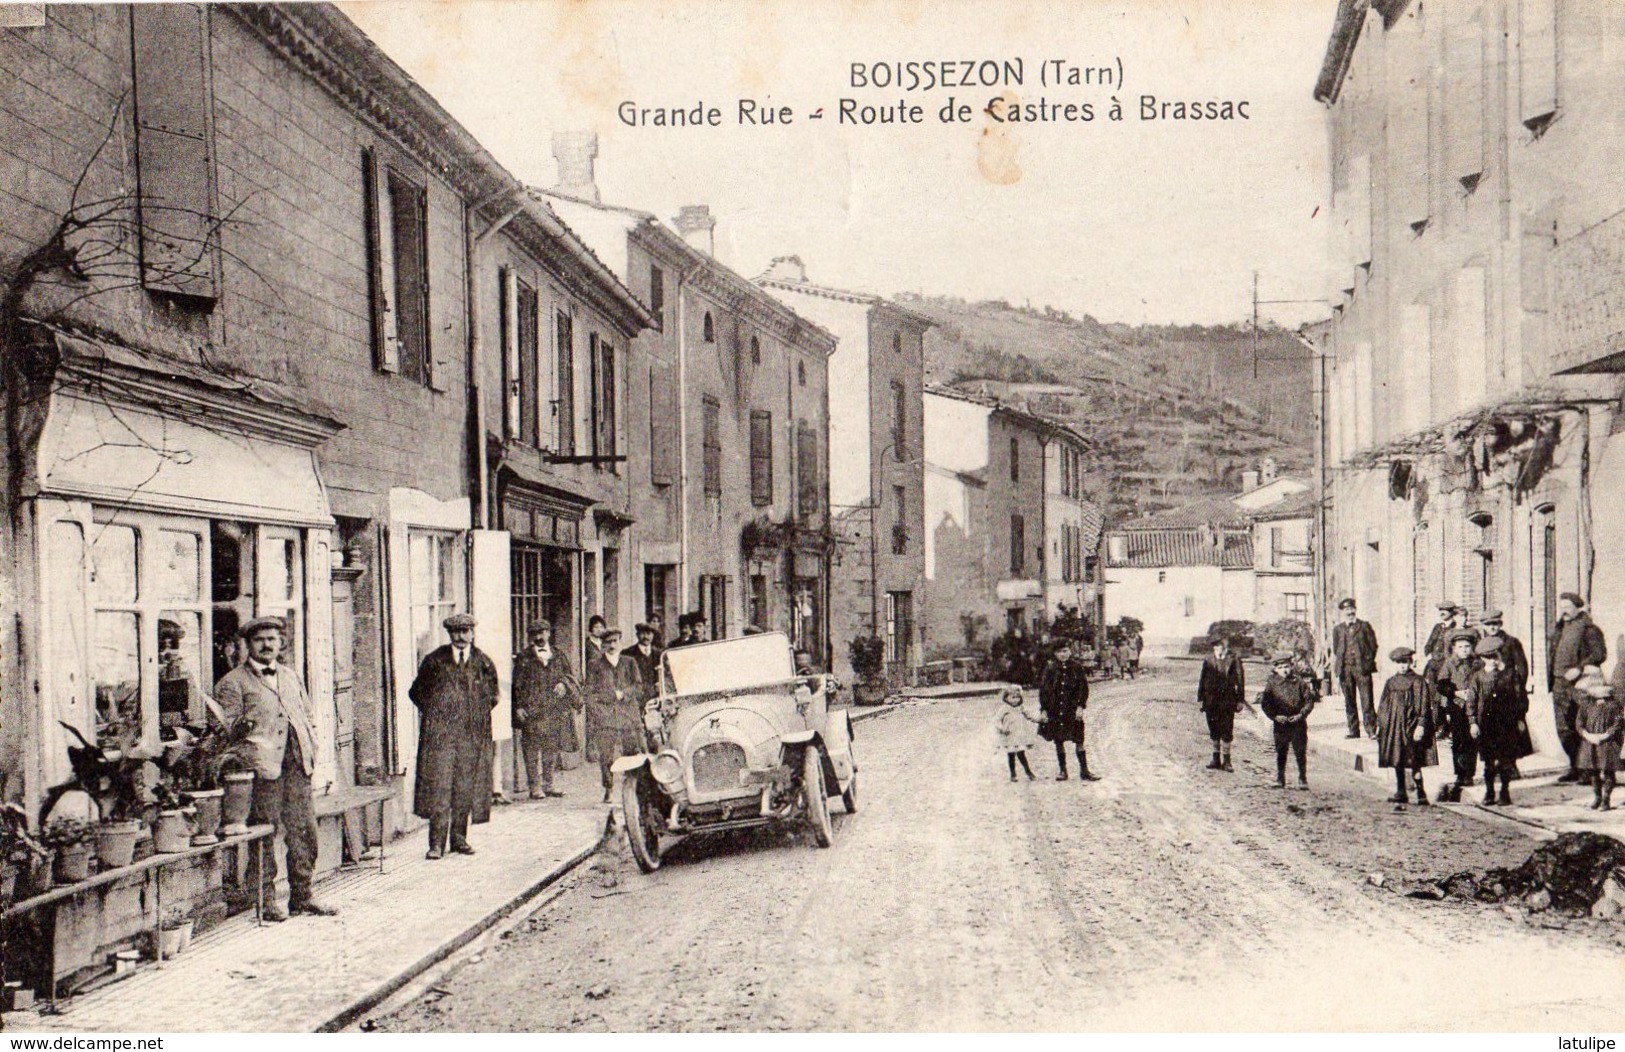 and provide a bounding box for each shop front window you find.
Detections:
[93,611,140,748]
